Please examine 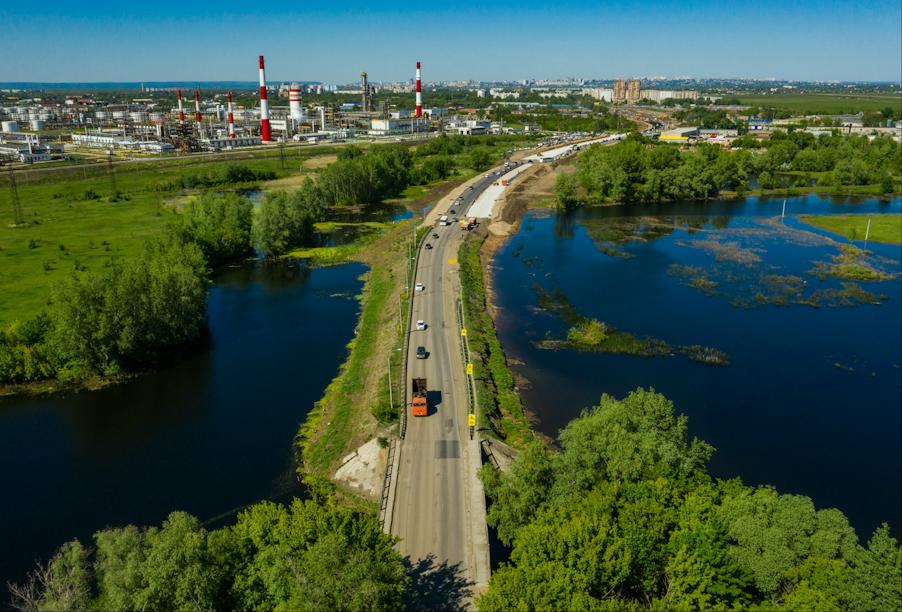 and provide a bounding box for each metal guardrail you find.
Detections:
[378,438,396,523]
[456,296,478,440]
